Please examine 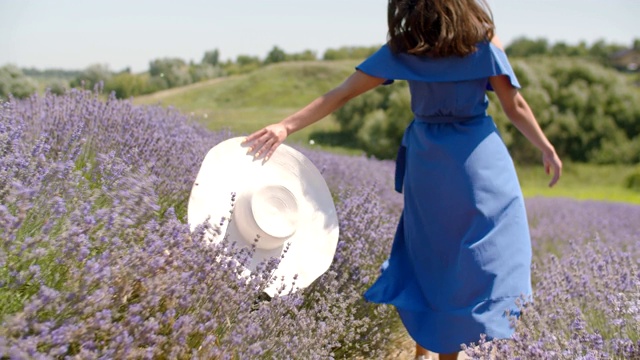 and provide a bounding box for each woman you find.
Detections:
[244,0,562,358]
